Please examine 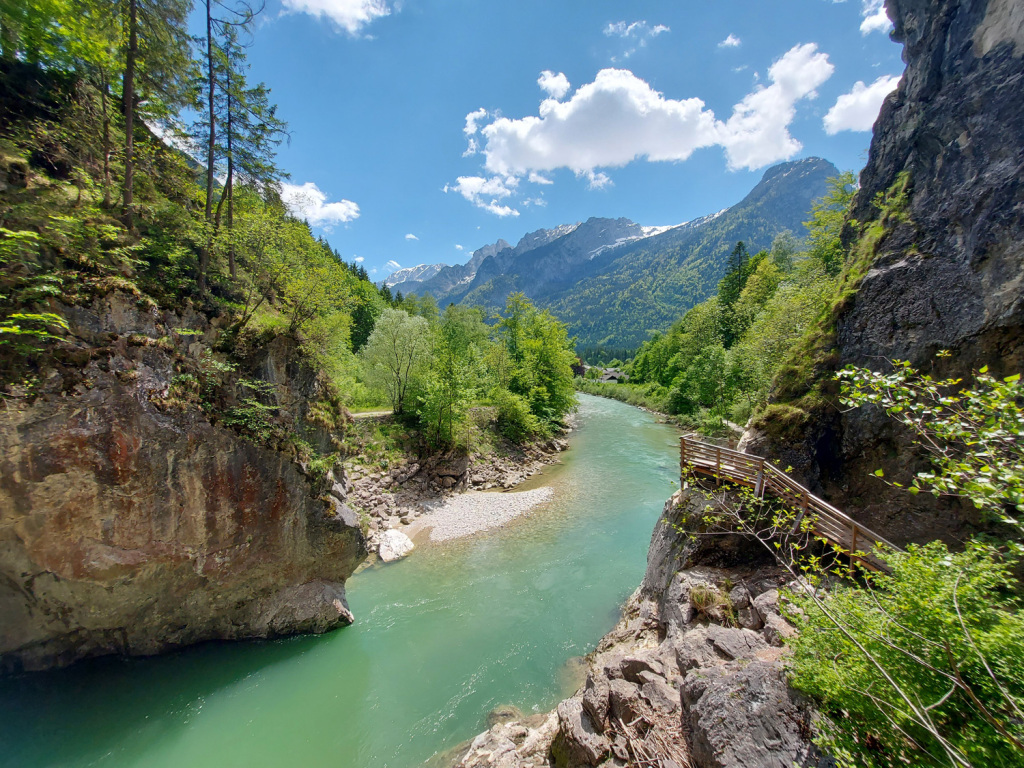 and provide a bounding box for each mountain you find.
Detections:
[384,263,448,288]
[406,157,837,348]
